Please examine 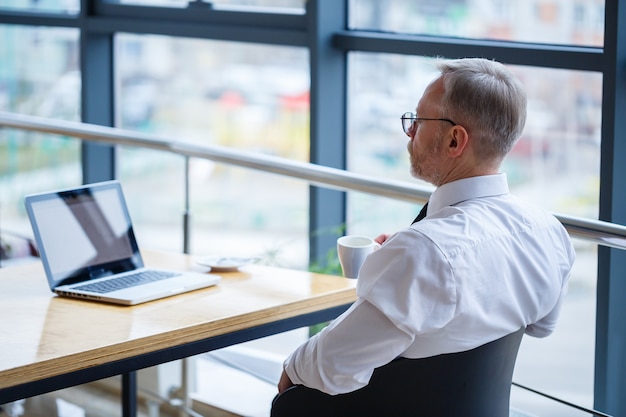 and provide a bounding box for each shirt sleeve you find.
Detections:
[283,229,457,395]
[525,226,575,338]
[525,279,568,337]
[357,229,457,334]
[283,298,415,395]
